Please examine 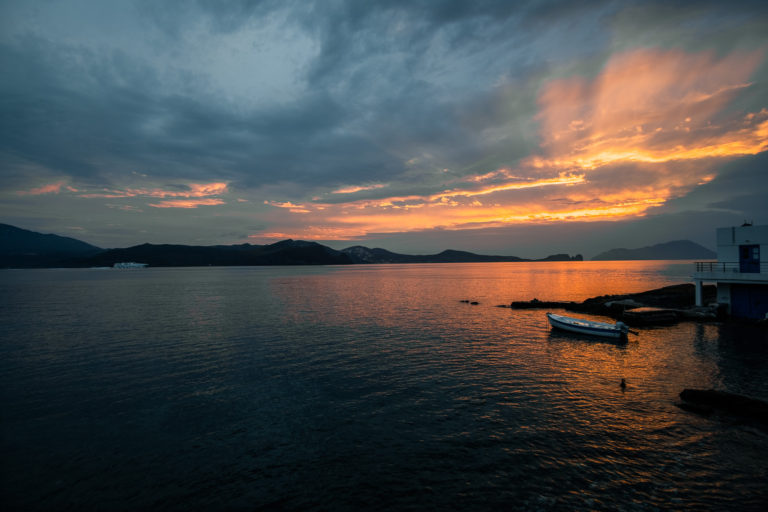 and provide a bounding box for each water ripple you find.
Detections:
[1,265,767,510]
